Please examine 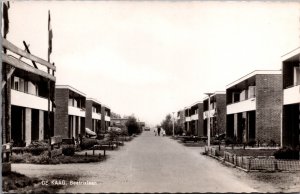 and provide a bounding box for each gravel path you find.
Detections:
[13,131,297,193]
